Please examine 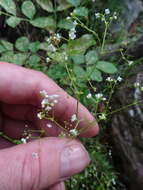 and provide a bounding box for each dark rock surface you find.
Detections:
[111,66,143,190]
[111,0,143,32]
